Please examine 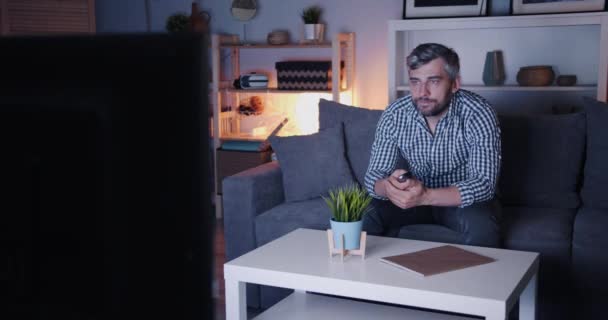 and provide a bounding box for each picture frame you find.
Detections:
[402,0,487,19]
[512,0,606,15]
